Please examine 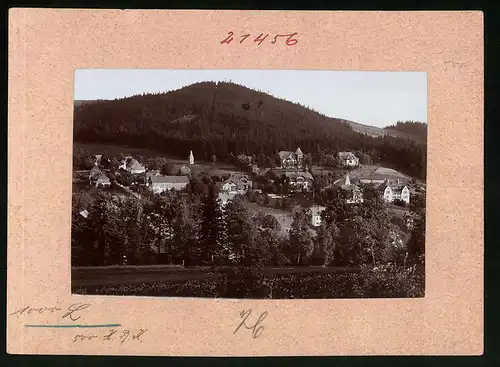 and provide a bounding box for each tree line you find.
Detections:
[73,82,427,179]
[72,176,425,270]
